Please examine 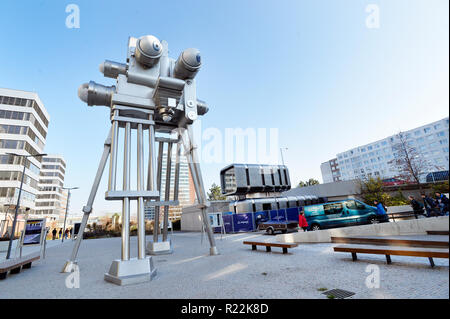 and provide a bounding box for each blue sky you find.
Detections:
[0,0,448,217]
